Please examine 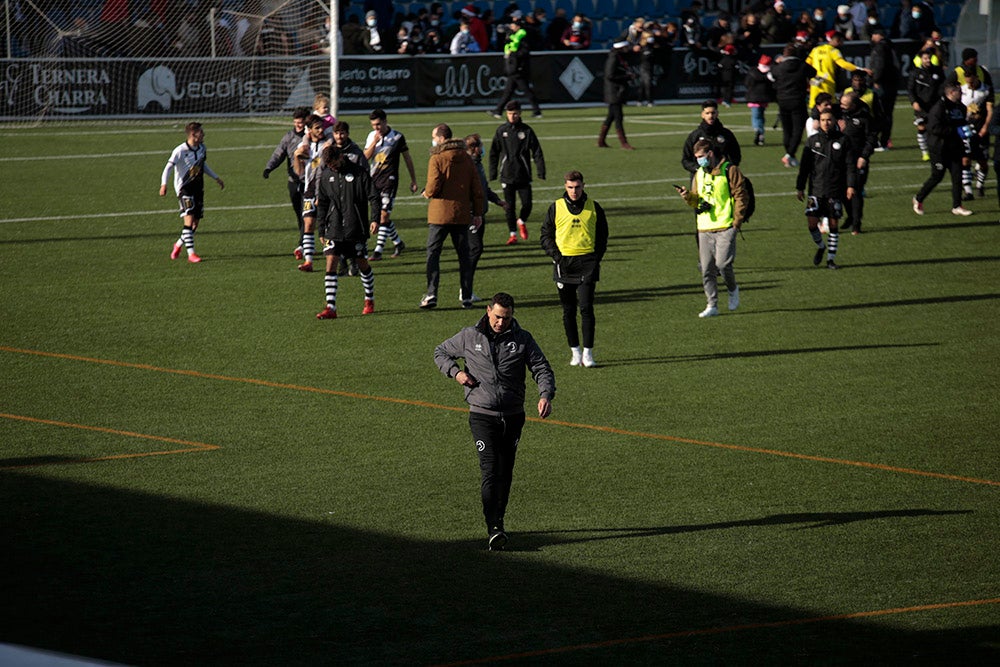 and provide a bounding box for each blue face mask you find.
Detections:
[911,10,921,19]
[697,156,711,168]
